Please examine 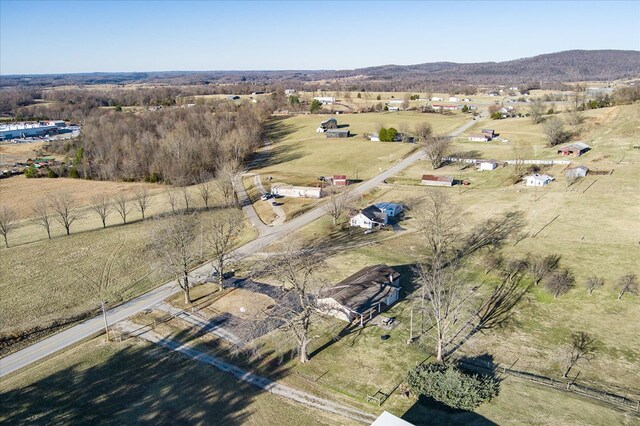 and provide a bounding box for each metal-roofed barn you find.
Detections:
[557,142,591,157]
[421,175,454,187]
